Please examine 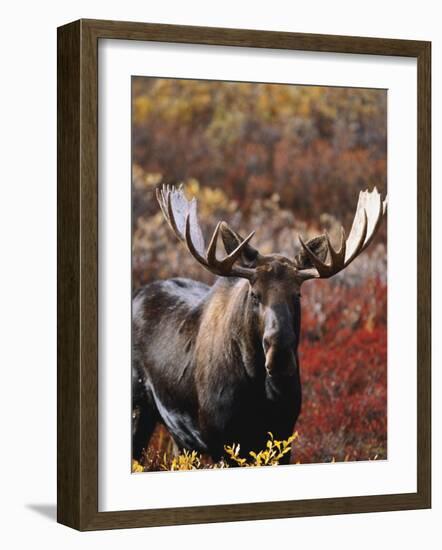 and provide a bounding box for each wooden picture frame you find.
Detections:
[57,18,431,531]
